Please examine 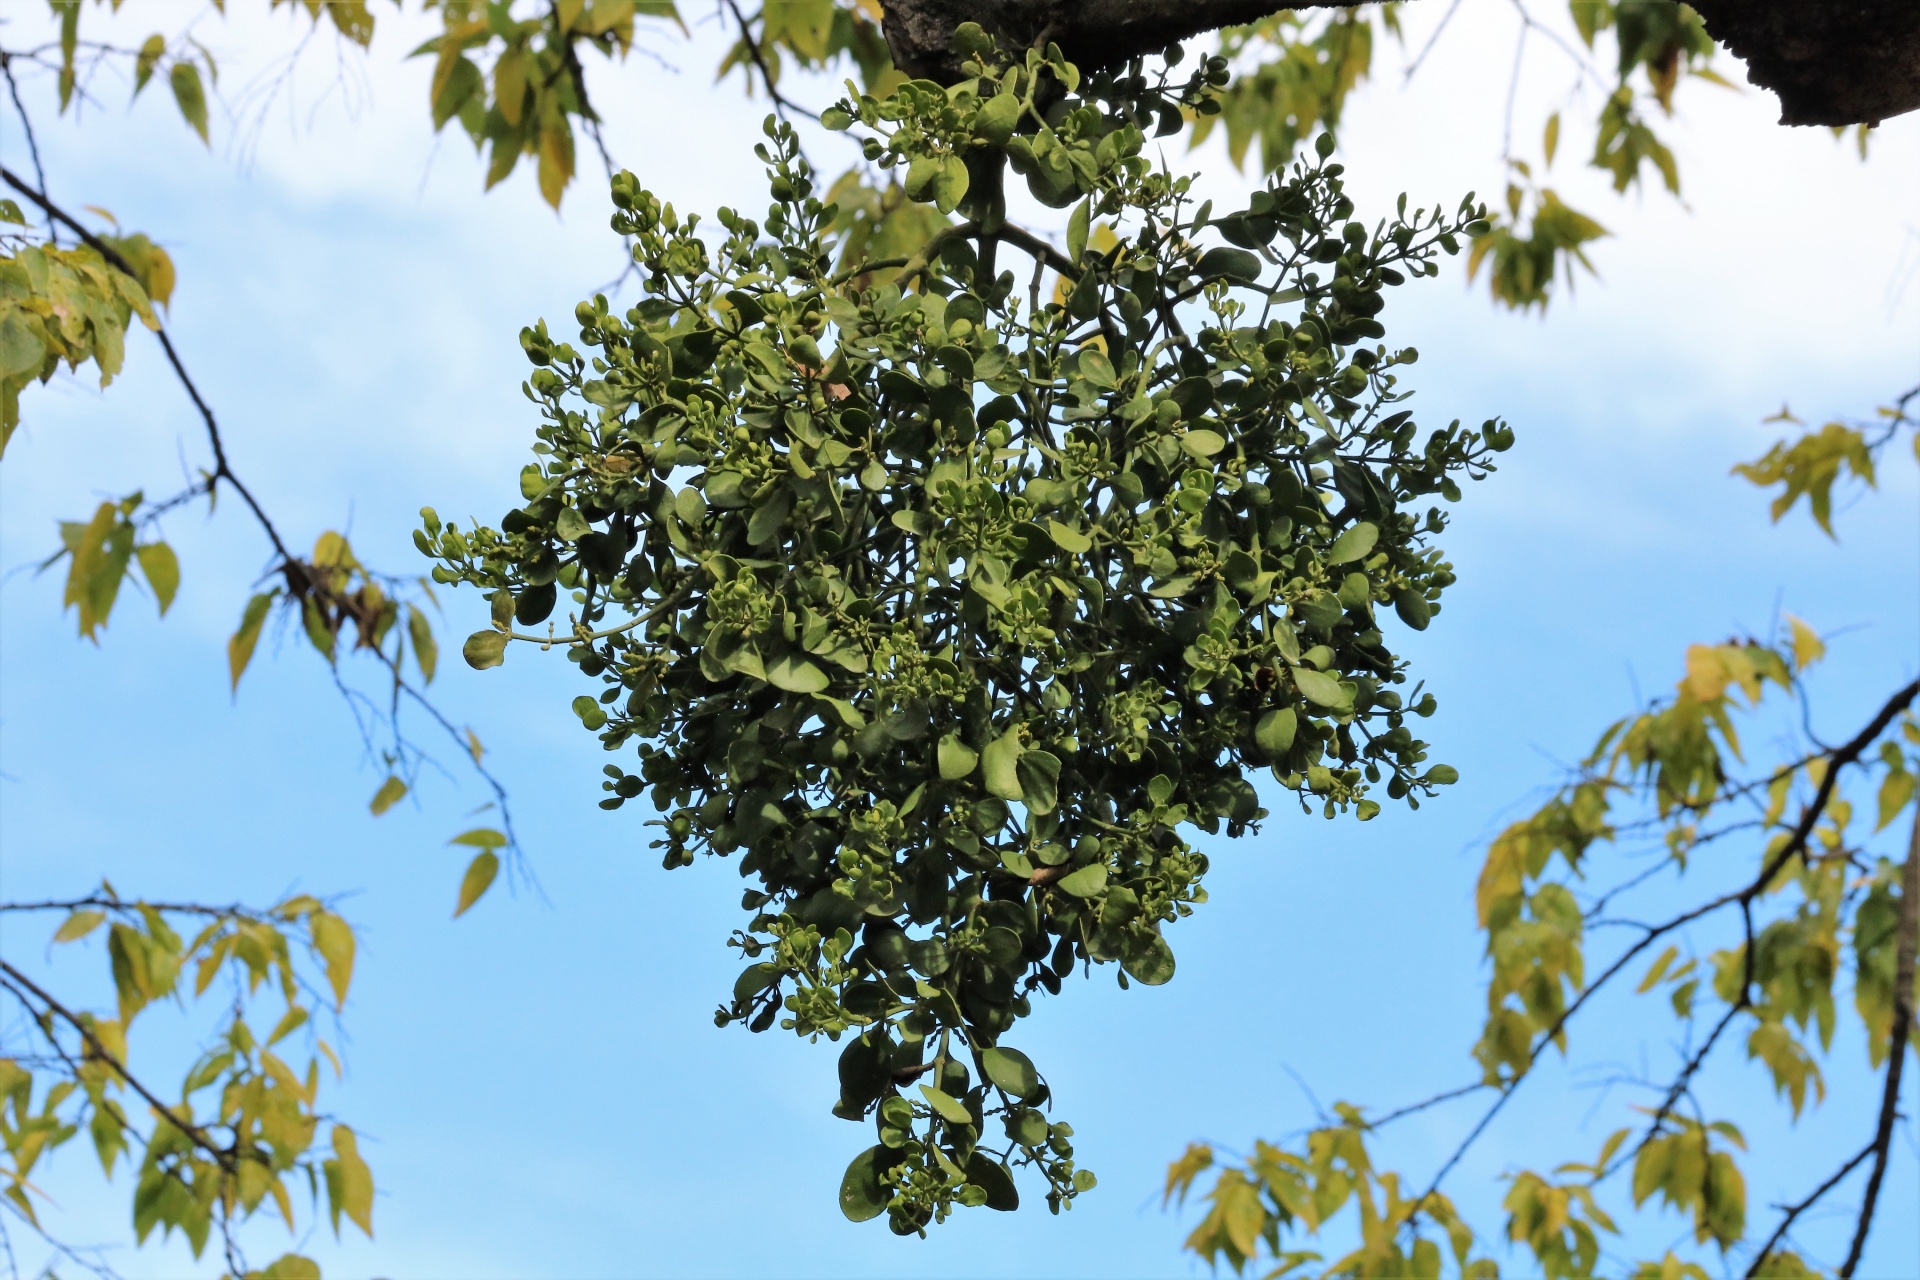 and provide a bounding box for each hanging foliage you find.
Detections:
[427,29,1506,1233]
